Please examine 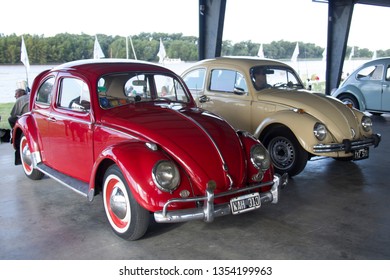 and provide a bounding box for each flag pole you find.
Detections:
[126,36,129,59]
[129,35,137,60]
[25,65,29,92]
